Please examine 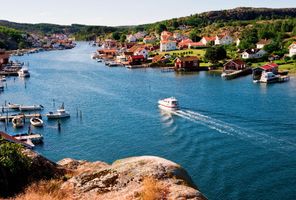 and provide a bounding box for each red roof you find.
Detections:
[0,131,31,148]
[130,55,144,59]
[188,42,205,47]
[261,63,278,70]
[203,36,216,42]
